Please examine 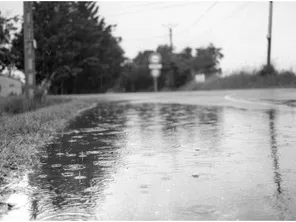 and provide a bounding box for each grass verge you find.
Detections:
[0,95,71,115]
[0,98,98,196]
[180,71,296,91]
